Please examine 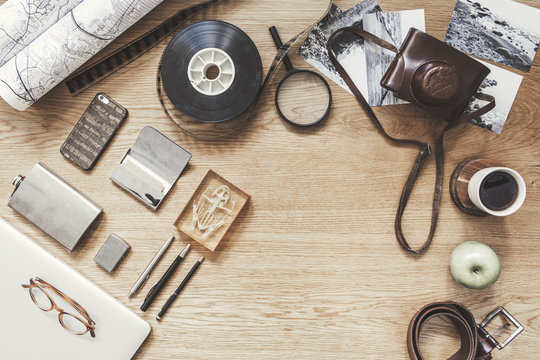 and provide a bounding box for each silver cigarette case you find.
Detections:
[110,126,191,210]
[8,163,103,251]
